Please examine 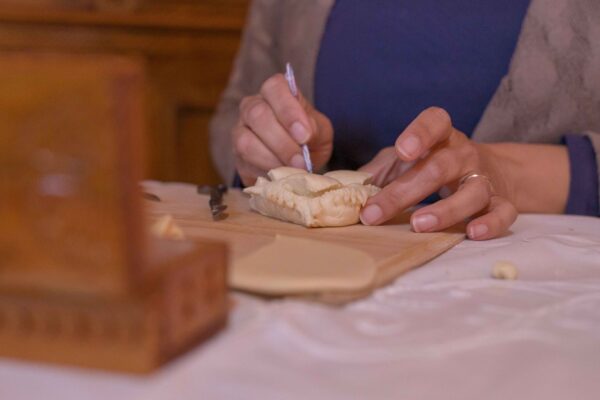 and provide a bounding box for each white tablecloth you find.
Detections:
[1,186,599,399]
